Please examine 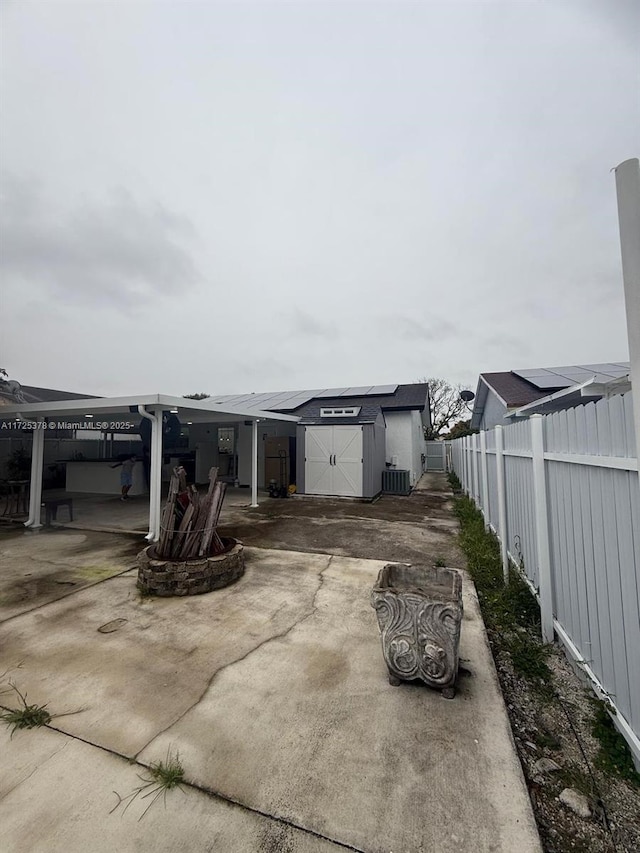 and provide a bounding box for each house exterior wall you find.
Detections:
[479,390,509,430]
[384,410,425,486]
[237,420,297,488]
